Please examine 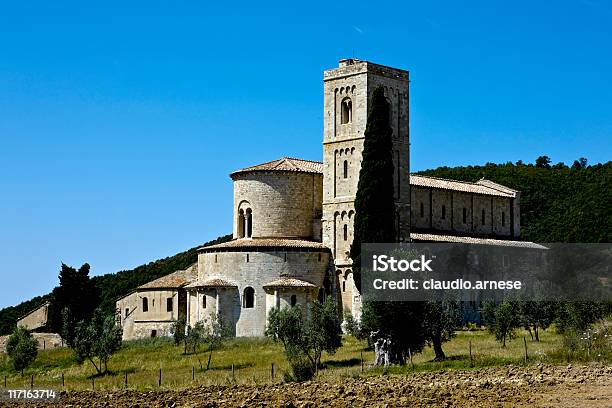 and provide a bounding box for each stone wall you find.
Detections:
[0,333,63,353]
[116,292,138,341]
[192,249,330,336]
[134,289,181,323]
[336,267,355,317]
[116,289,183,341]
[232,172,323,240]
[128,322,175,340]
[264,288,316,321]
[17,302,49,331]
[410,186,516,238]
